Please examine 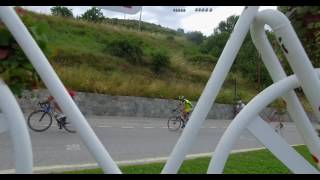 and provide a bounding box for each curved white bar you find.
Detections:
[246,117,318,173]
[0,80,33,173]
[207,69,320,173]
[255,10,320,123]
[0,7,121,174]
[250,12,320,167]
[161,6,259,174]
